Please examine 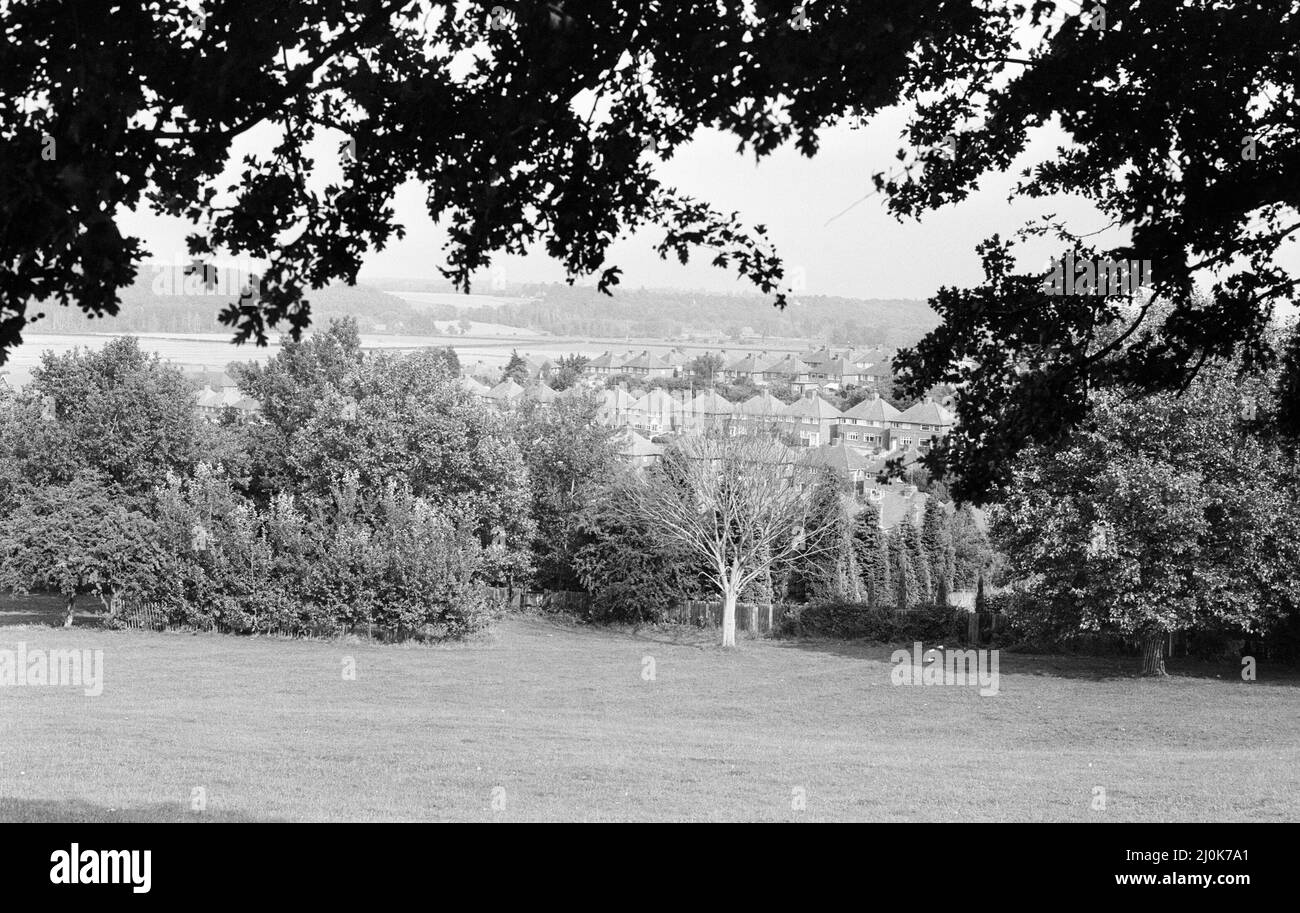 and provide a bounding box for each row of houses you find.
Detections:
[462,375,954,454]
[589,386,952,452]
[581,345,890,393]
